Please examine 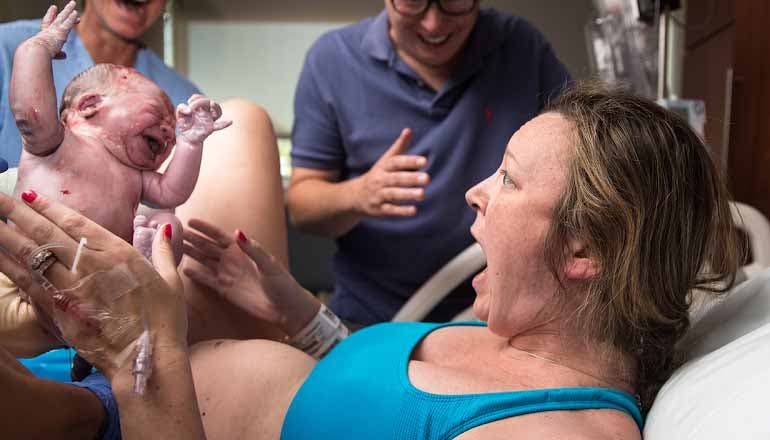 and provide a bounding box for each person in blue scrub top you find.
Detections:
[287,0,572,326]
